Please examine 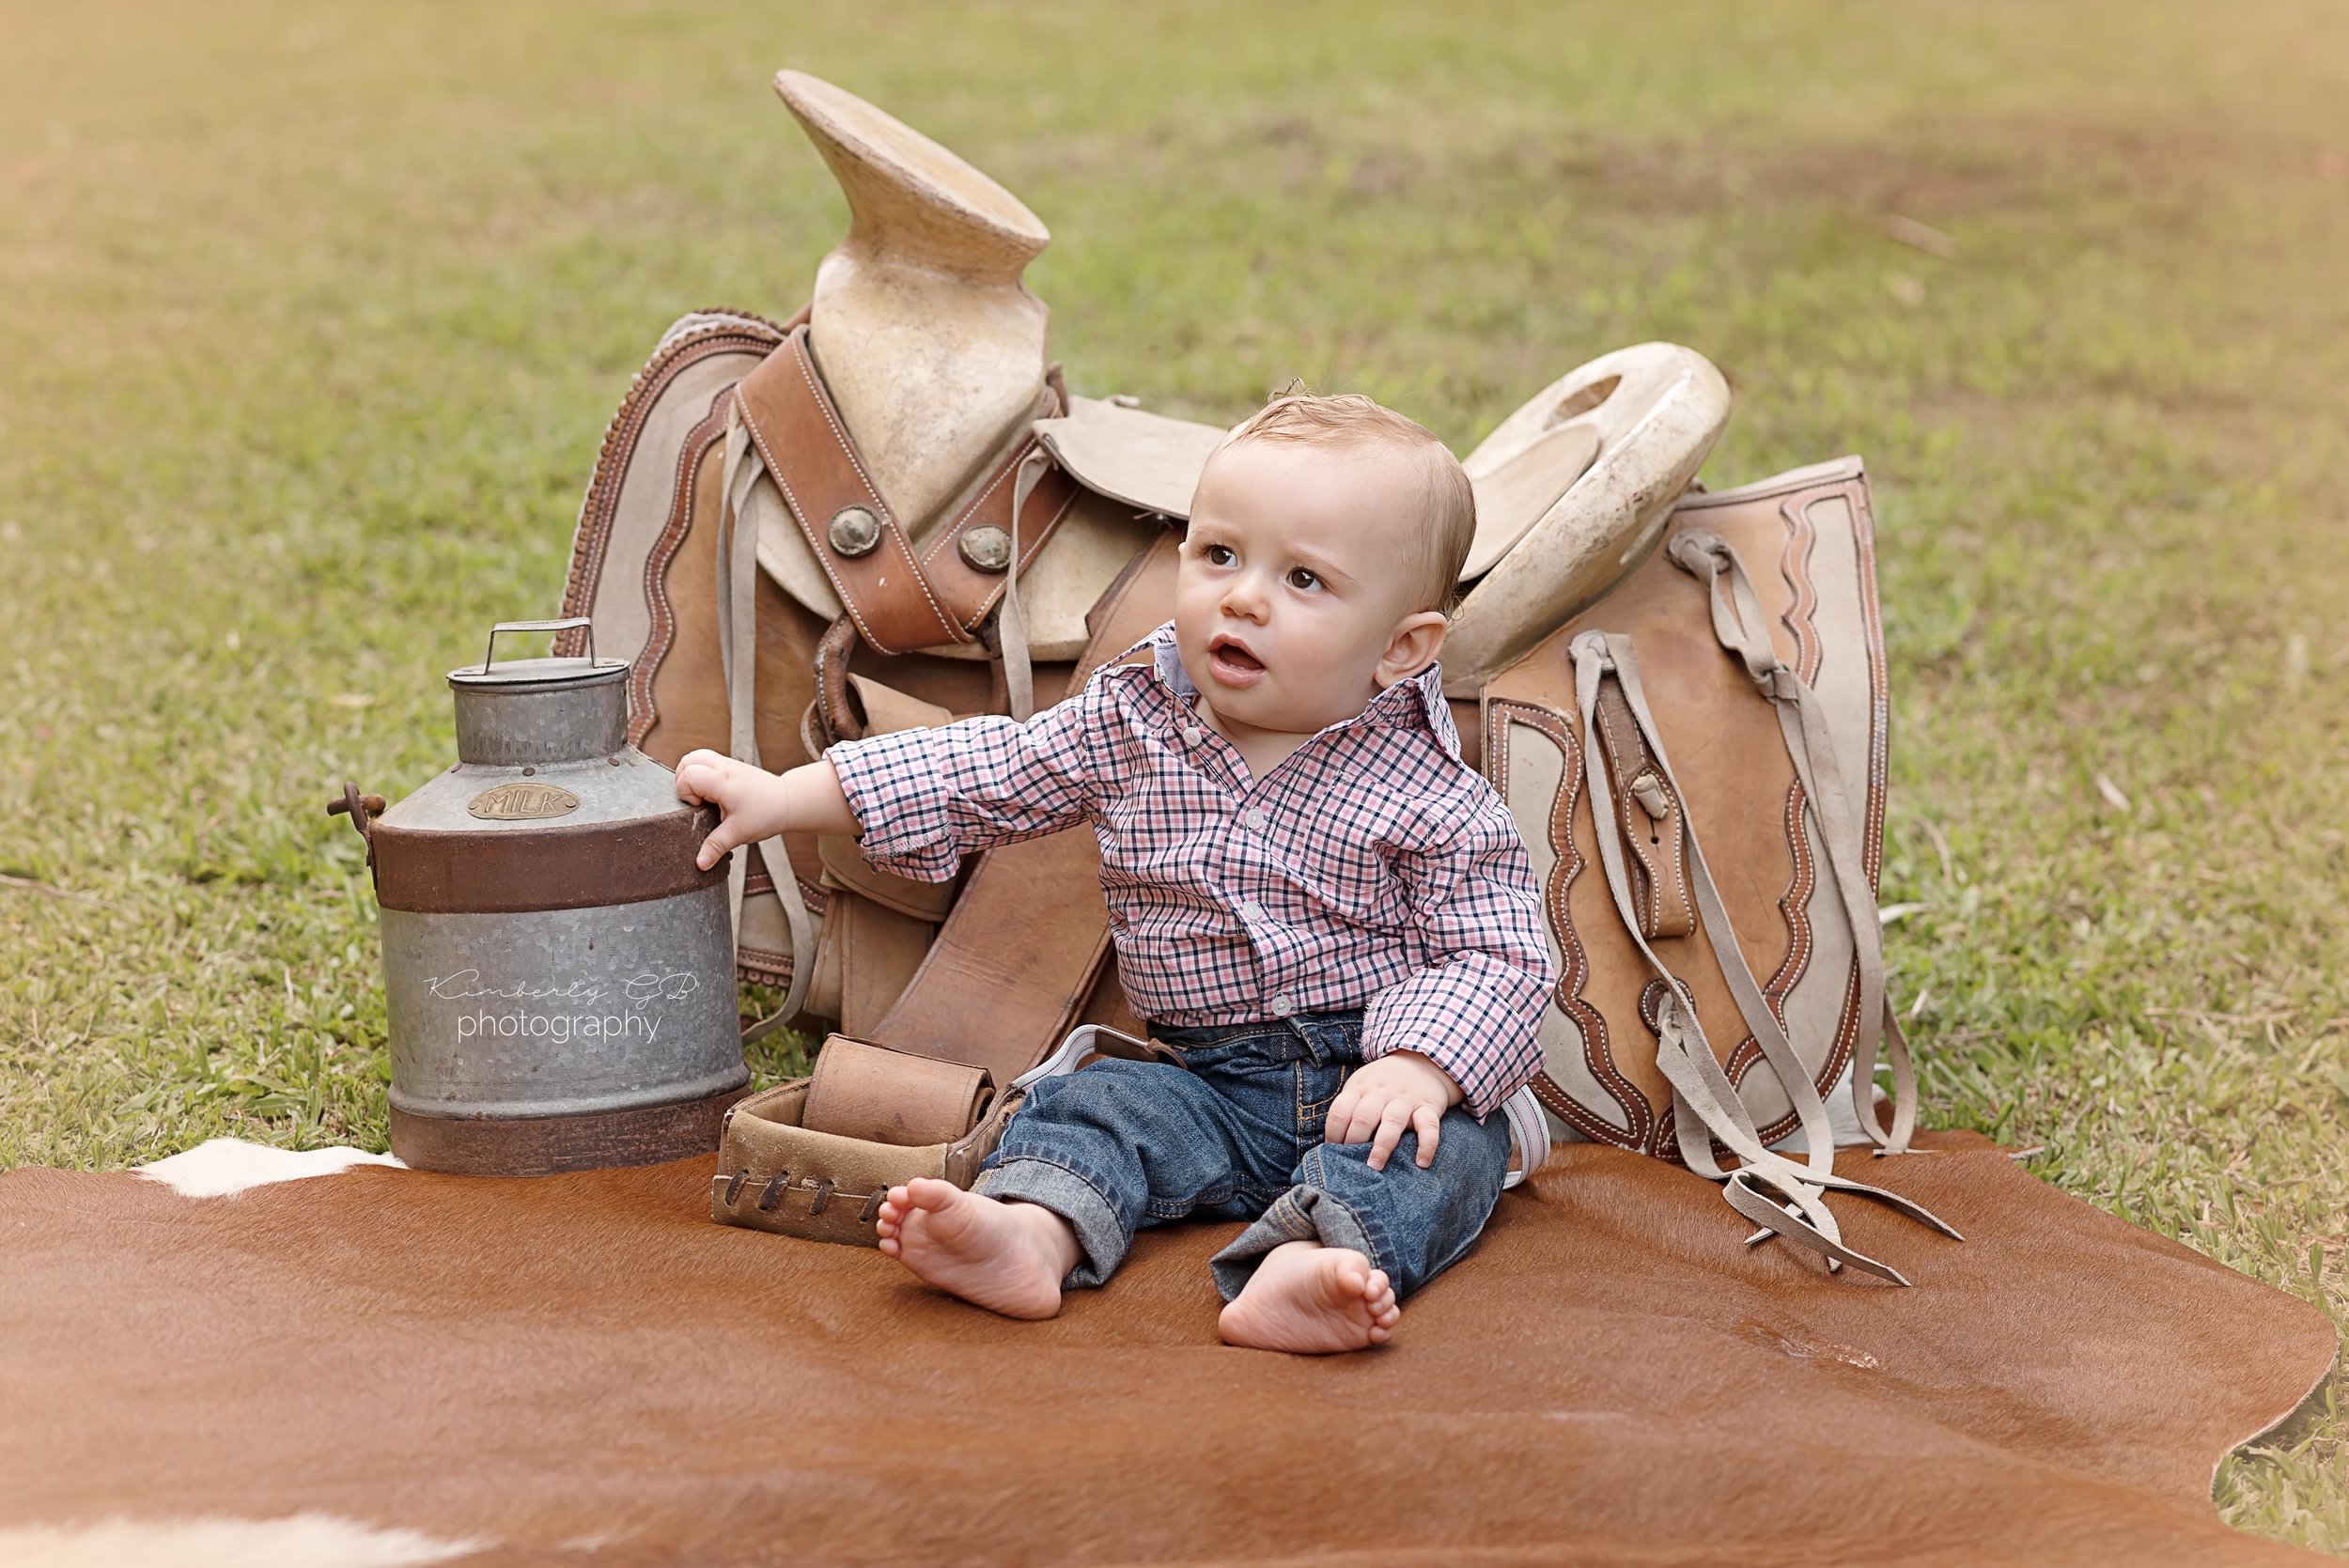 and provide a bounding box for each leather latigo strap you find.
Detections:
[1569,629,1957,1285]
[719,408,818,1028]
[1665,526,1921,1157]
